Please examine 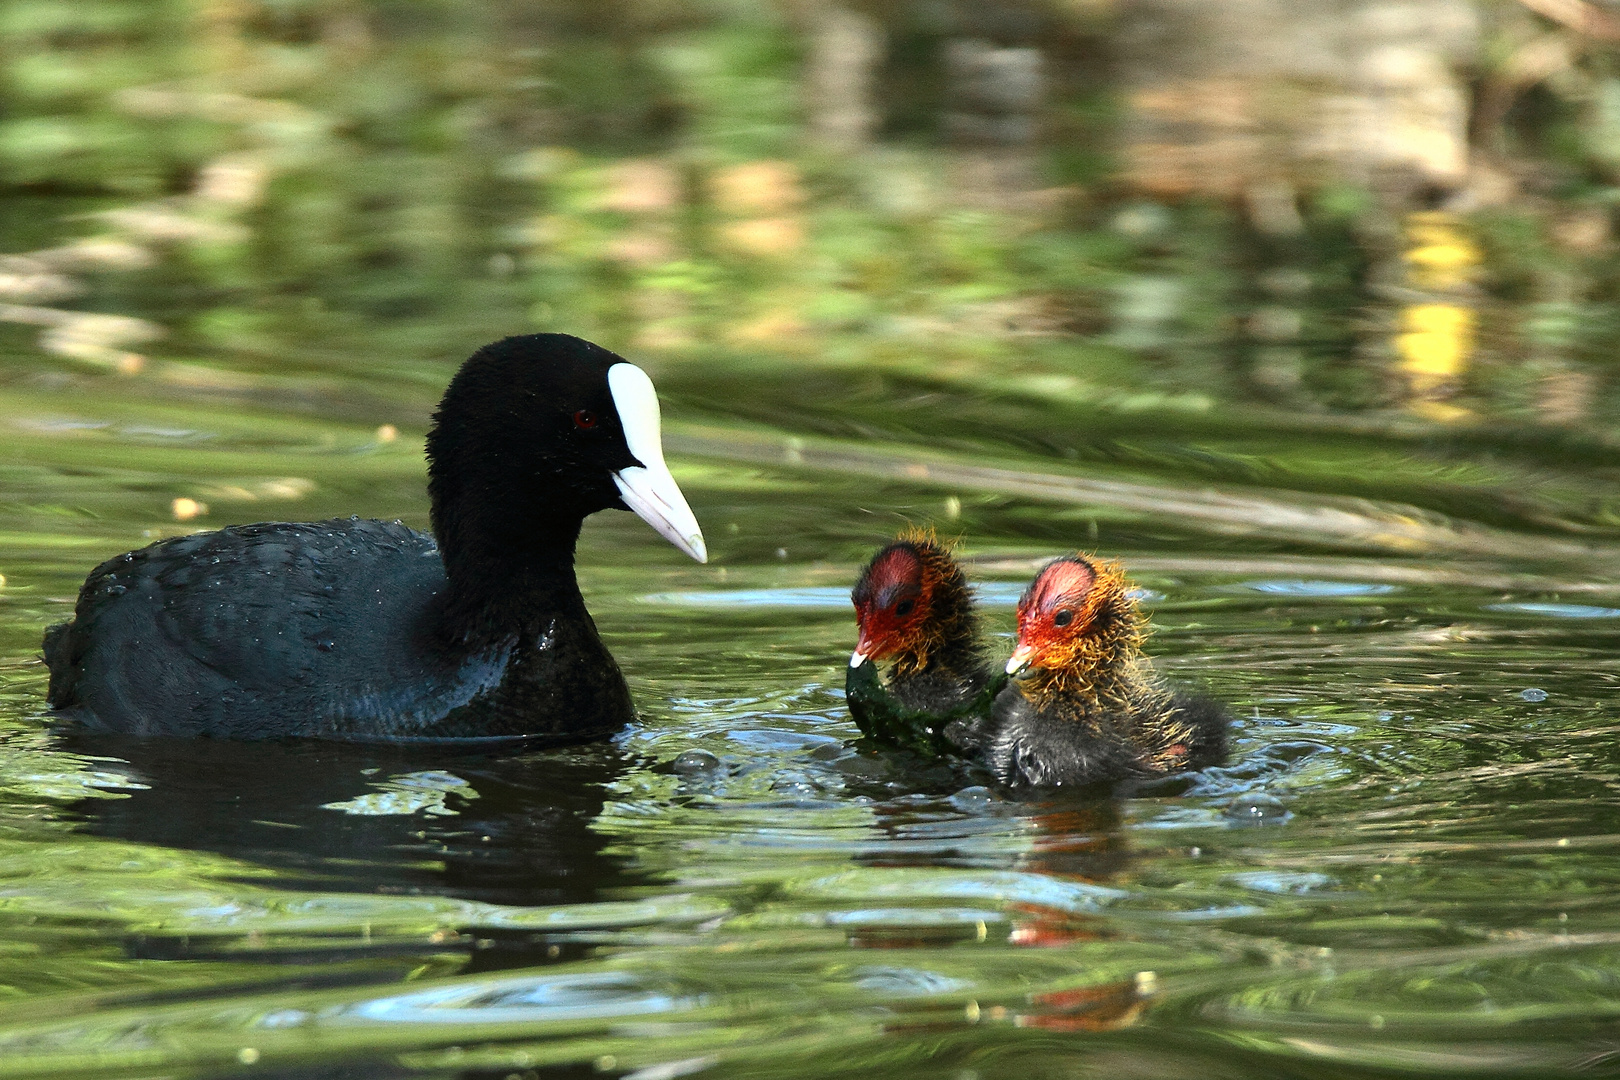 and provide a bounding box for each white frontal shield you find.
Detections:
[607,363,708,563]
